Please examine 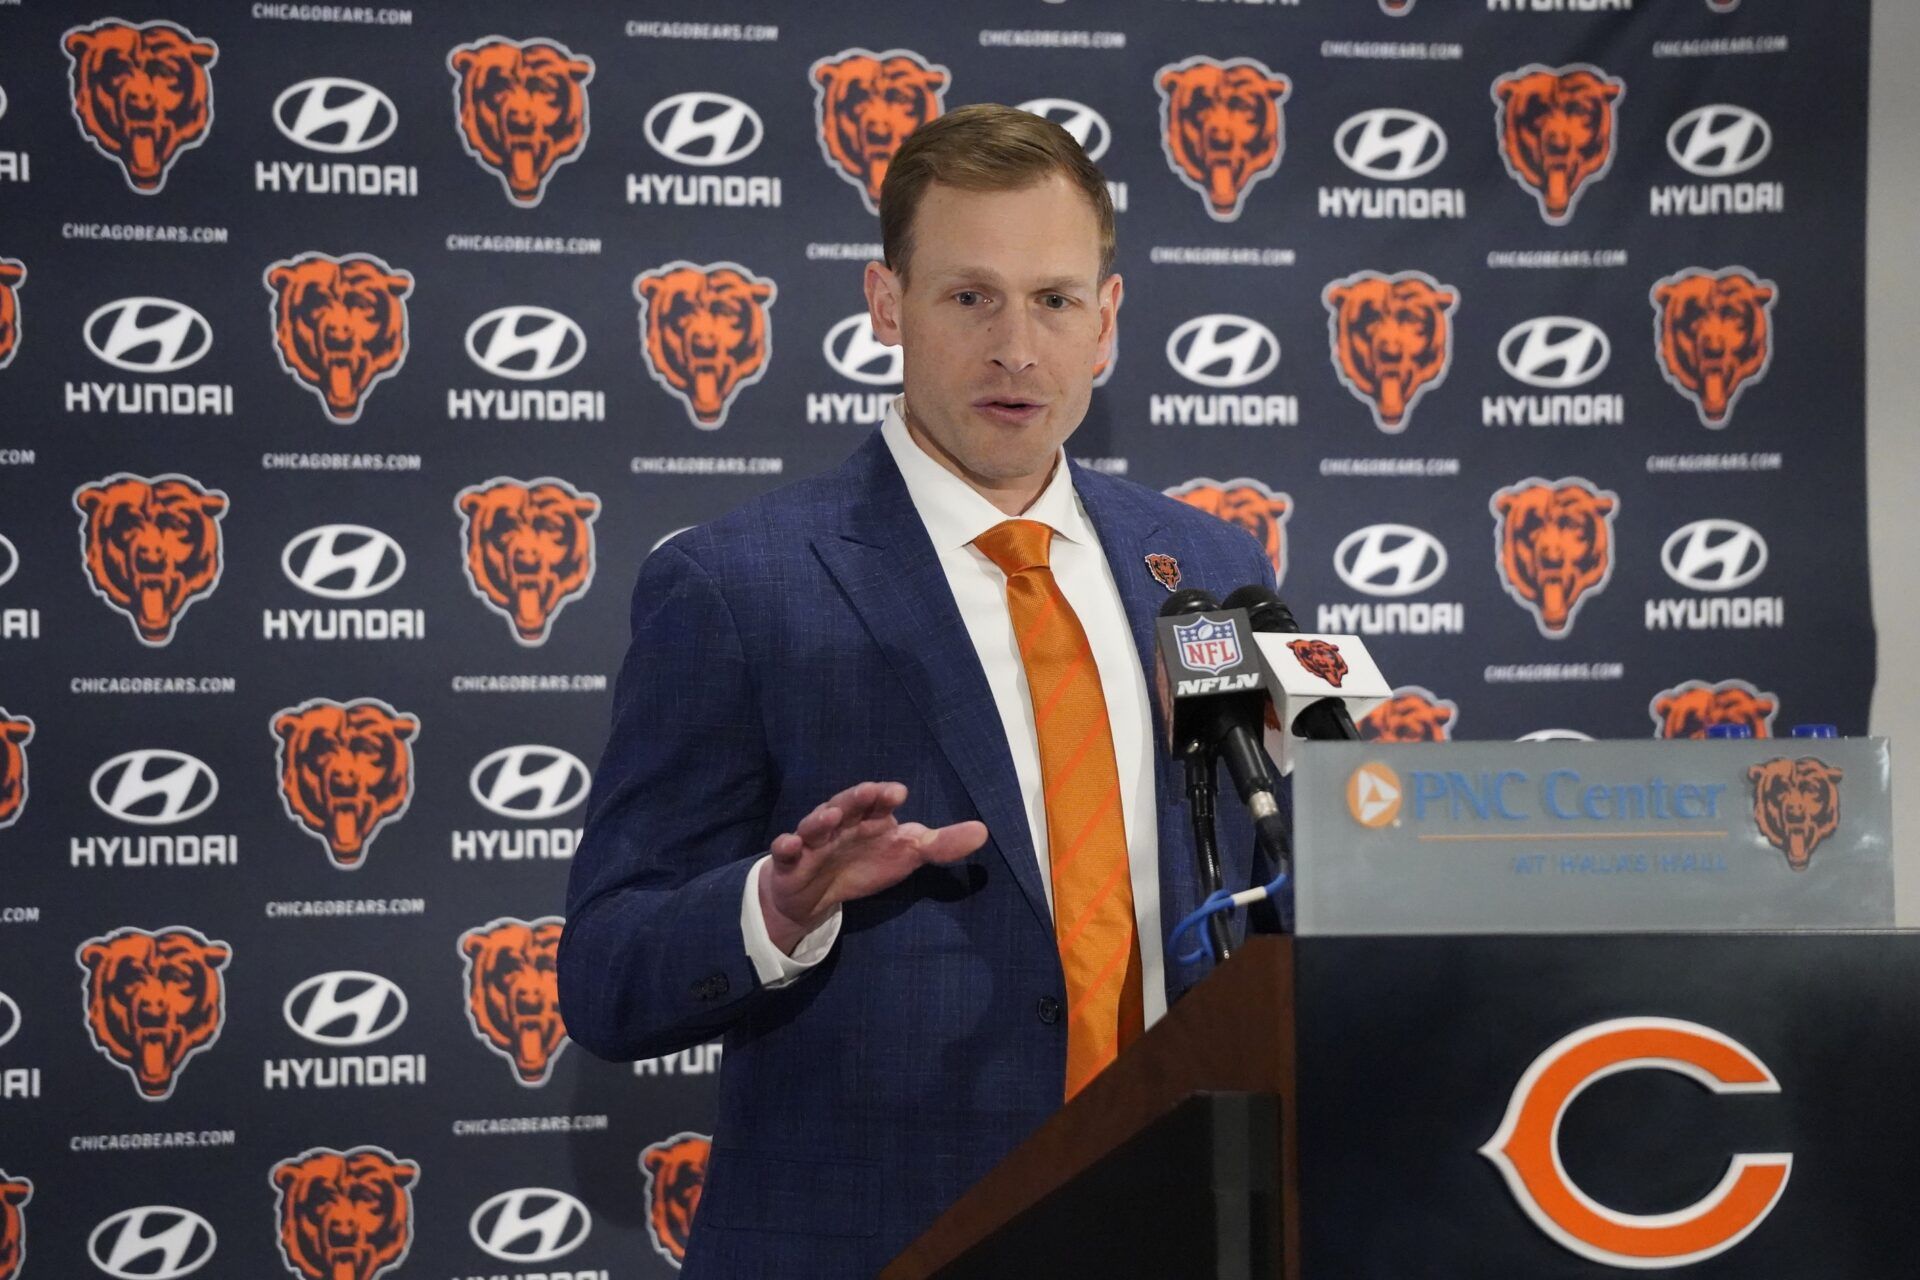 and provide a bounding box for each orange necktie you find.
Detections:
[975,518,1144,1100]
